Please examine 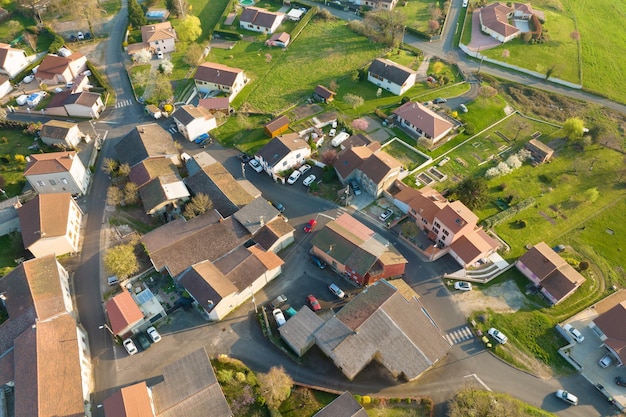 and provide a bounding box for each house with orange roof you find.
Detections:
[35,52,87,85]
[103,382,155,417]
[105,290,146,338]
[393,101,455,145]
[239,7,284,34]
[479,2,545,43]
[17,193,83,258]
[0,256,93,416]
[141,21,177,55]
[516,242,585,305]
[589,301,626,368]
[0,43,28,78]
[24,151,91,195]
[194,62,248,102]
